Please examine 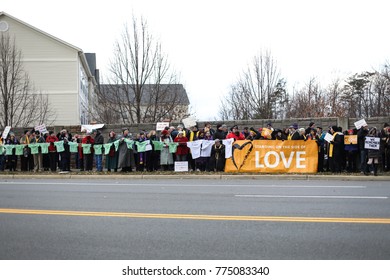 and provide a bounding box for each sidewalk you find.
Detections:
[0,171,389,181]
